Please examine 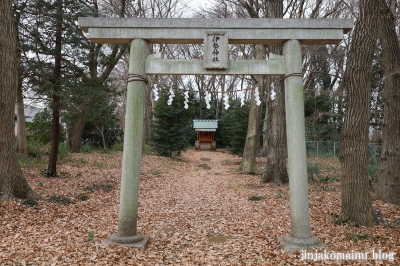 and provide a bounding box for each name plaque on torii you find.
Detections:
[78,17,353,252]
[204,31,228,69]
